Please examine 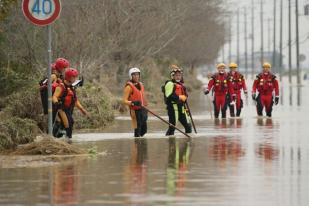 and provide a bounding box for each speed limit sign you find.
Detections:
[22,0,61,26]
